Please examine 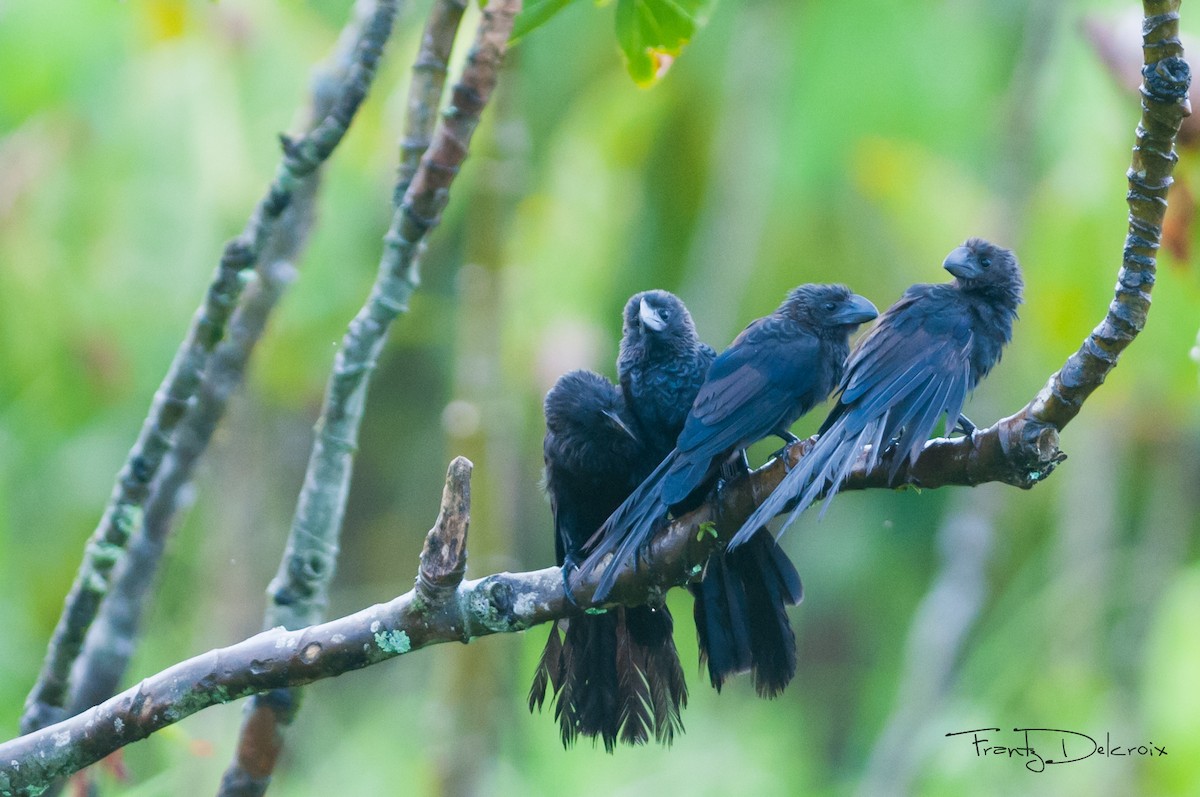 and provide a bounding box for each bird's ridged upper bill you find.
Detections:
[832,294,879,326]
[601,408,638,442]
[639,297,667,332]
[942,245,982,280]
